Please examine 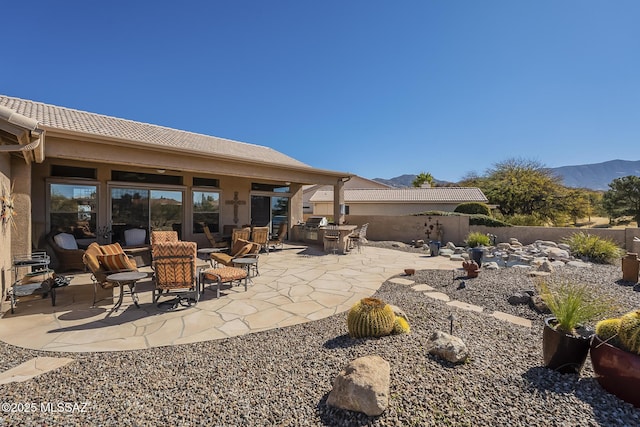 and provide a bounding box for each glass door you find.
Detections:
[111,187,183,244]
[150,190,183,238]
[111,188,150,245]
[250,195,289,233]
